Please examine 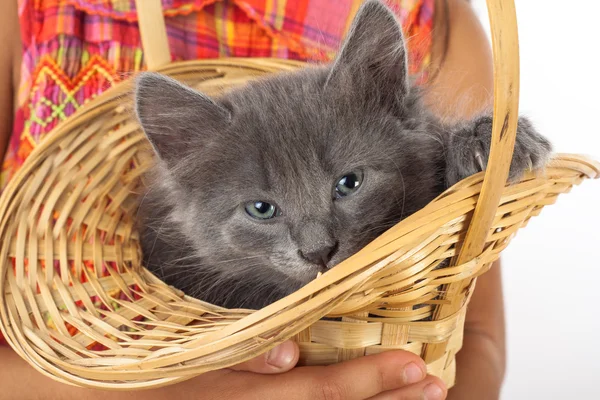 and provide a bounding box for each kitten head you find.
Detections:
[135,0,442,308]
